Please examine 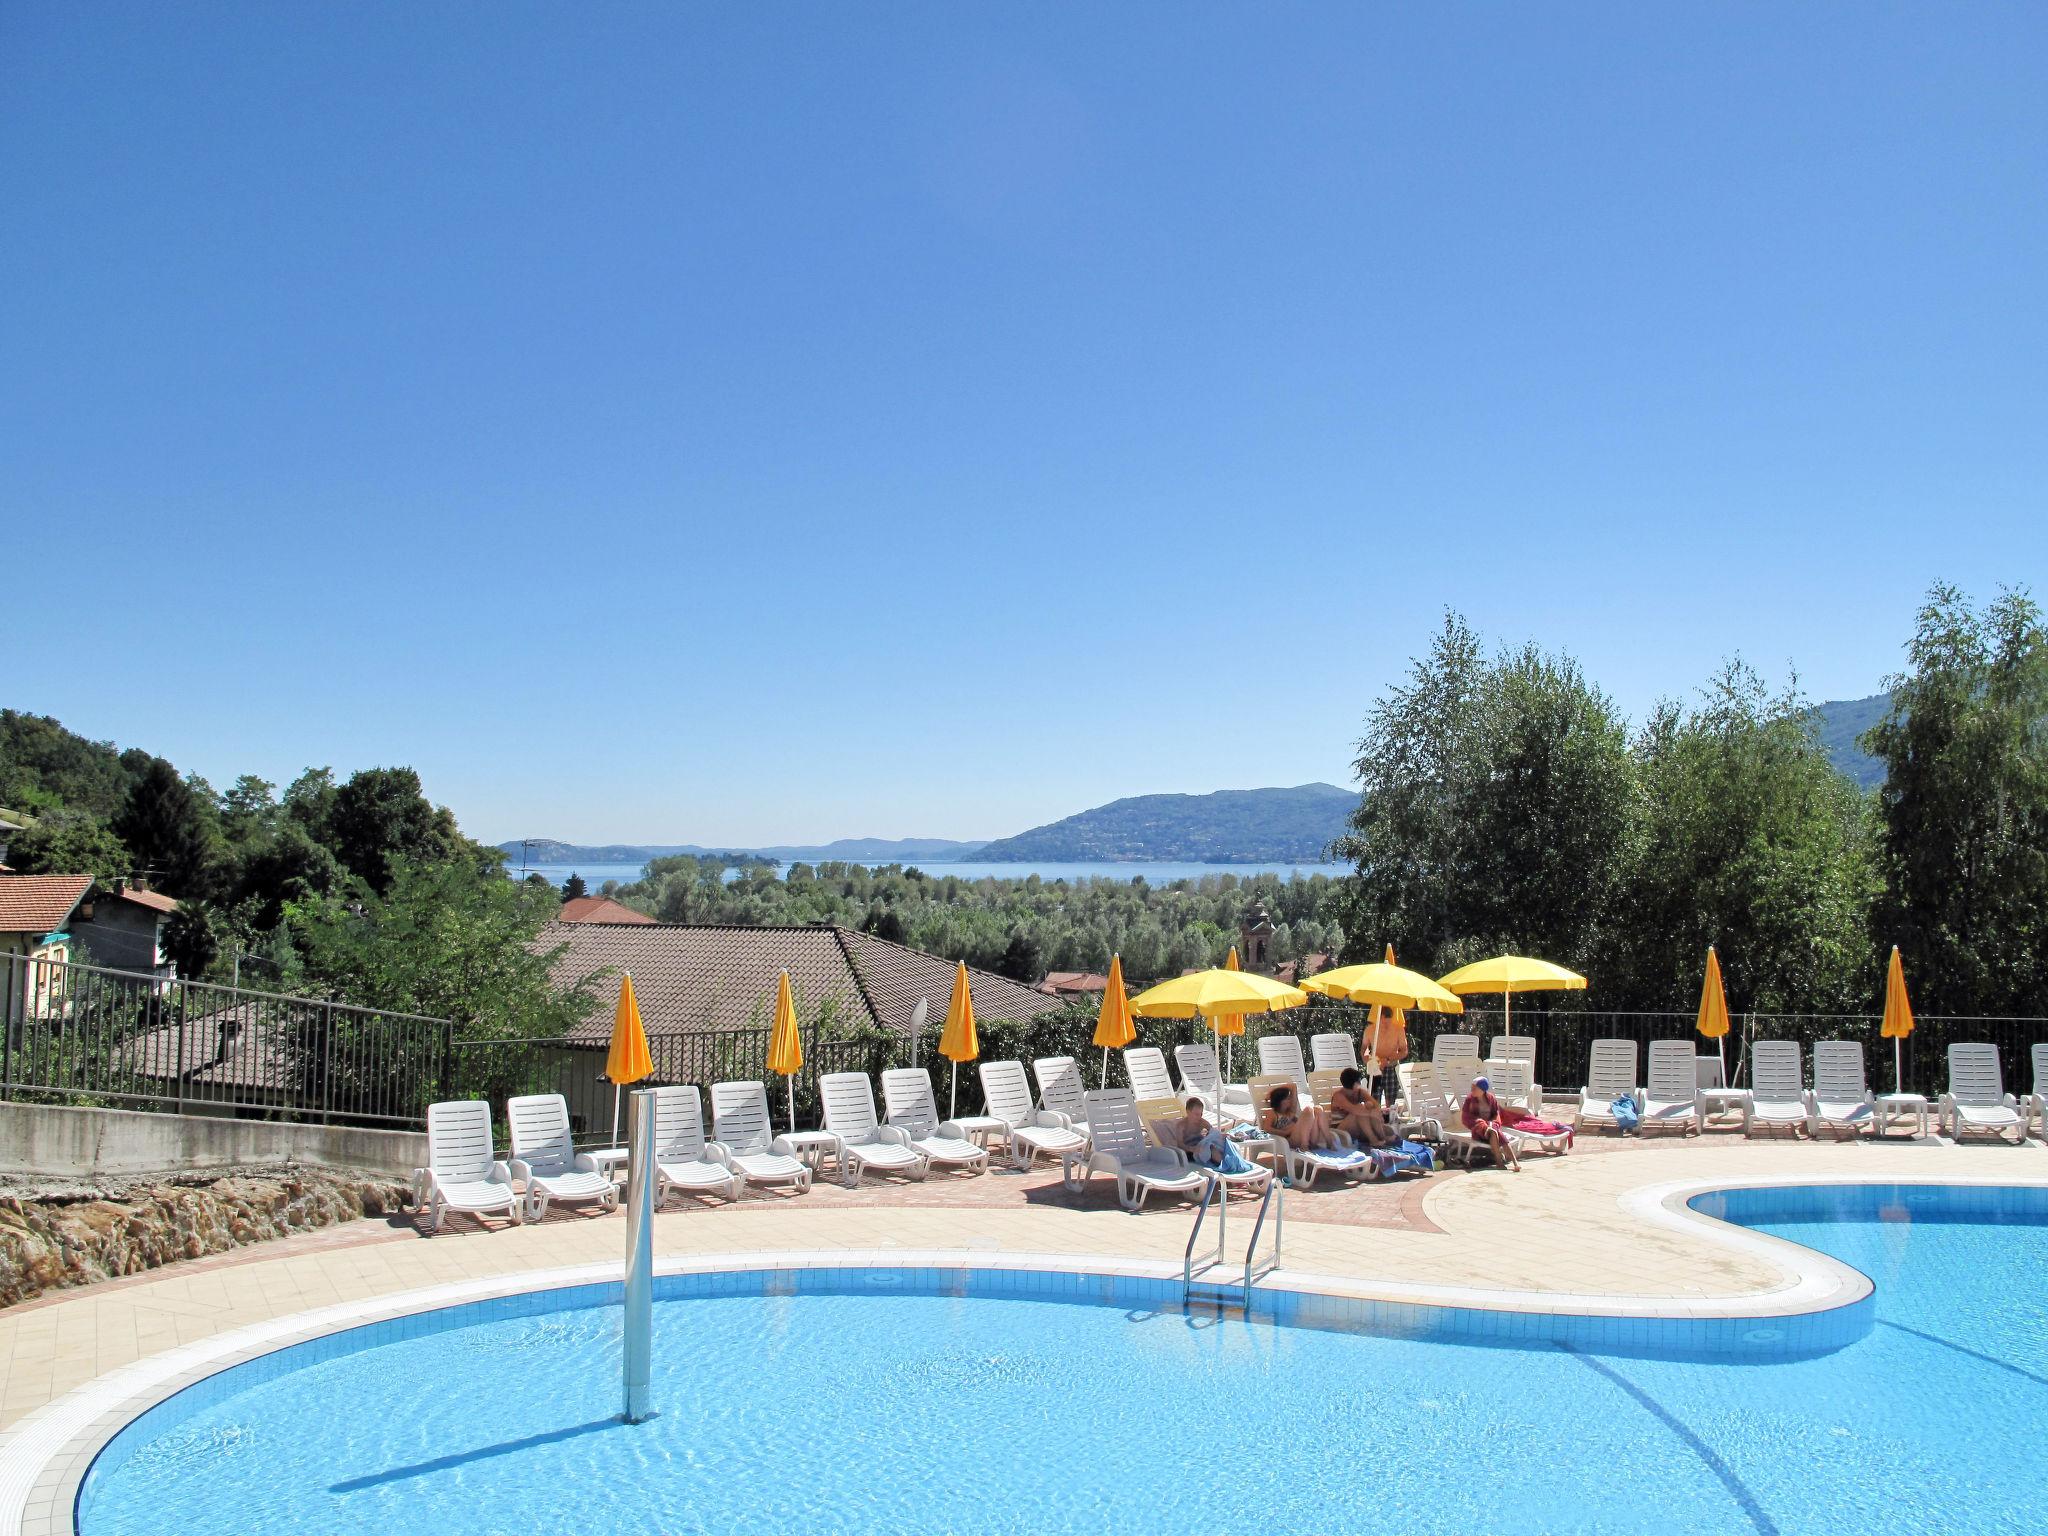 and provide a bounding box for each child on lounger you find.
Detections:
[1172,1097,1252,1174]
[1460,1076,1522,1172]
